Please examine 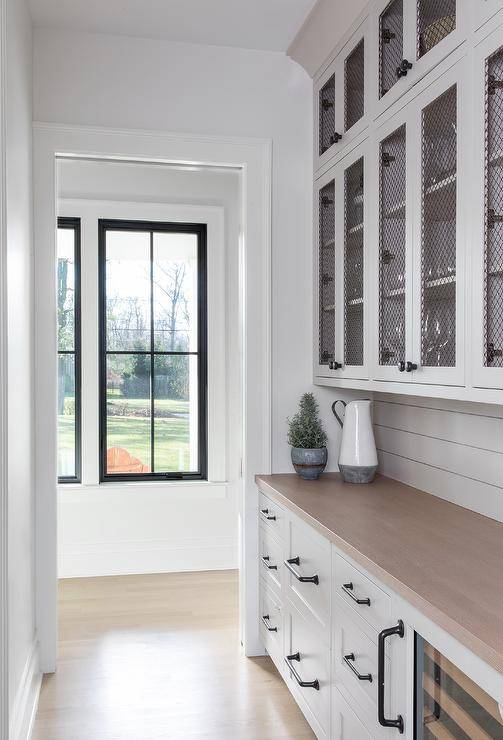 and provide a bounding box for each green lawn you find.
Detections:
[58,397,191,474]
